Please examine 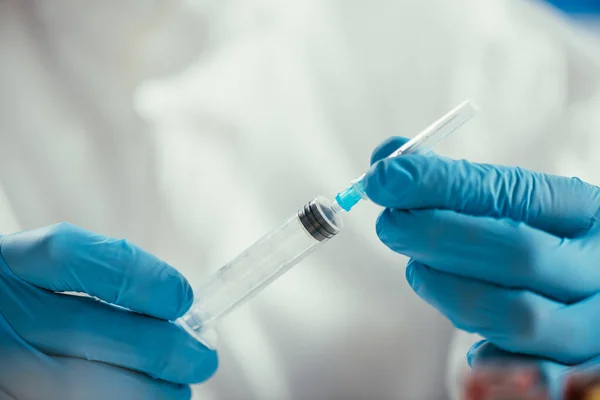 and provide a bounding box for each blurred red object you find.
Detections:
[464,366,549,400]
[563,372,600,400]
